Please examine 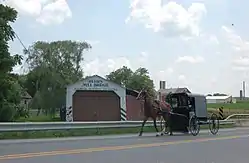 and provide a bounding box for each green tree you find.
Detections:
[0,4,23,121]
[106,66,133,86]
[129,67,155,97]
[106,66,155,98]
[24,40,92,116]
